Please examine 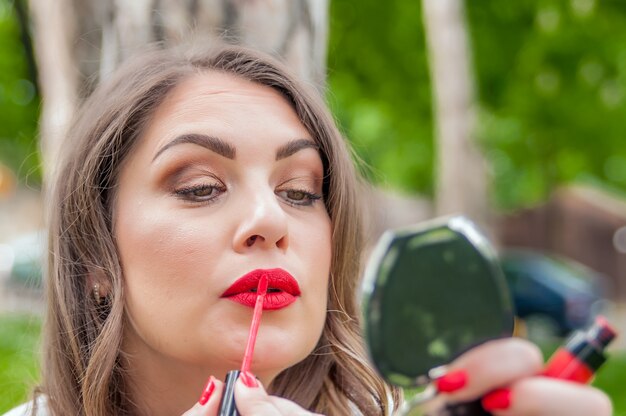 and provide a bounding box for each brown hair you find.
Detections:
[42,44,401,415]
